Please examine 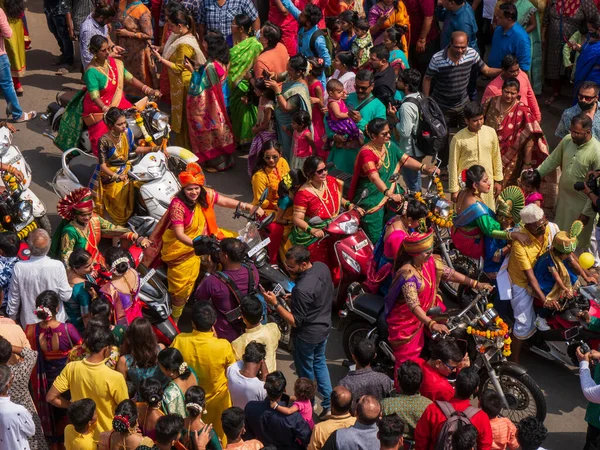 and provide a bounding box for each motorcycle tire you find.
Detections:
[35,215,52,234]
[342,319,373,361]
[479,368,547,424]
